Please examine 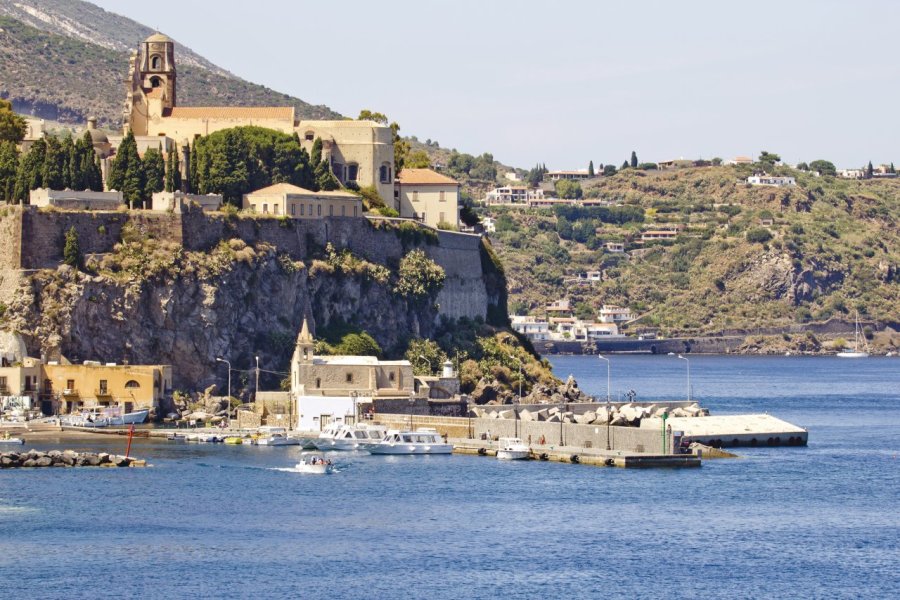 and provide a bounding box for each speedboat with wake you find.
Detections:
[294,452,334,474]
